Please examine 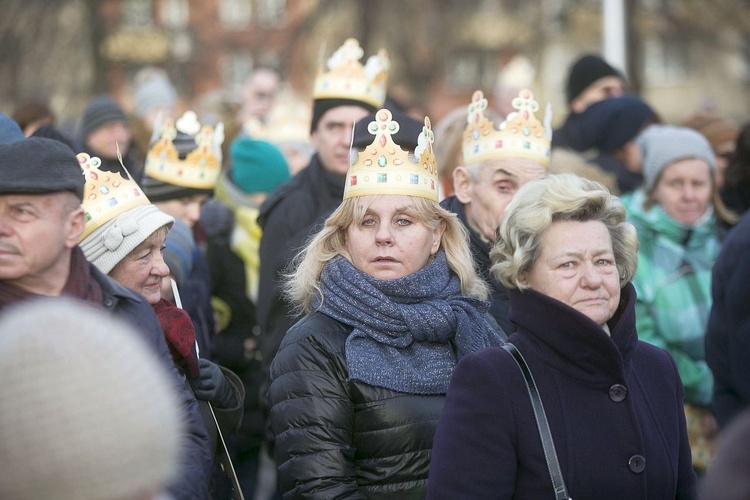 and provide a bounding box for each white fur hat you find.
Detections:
[0,297,183,500]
